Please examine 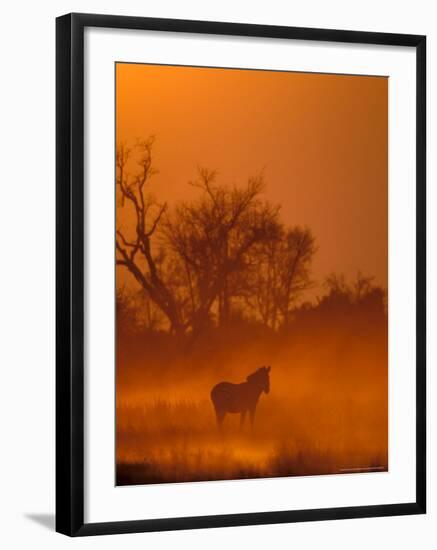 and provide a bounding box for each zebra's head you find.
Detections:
[247,365,271,394]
